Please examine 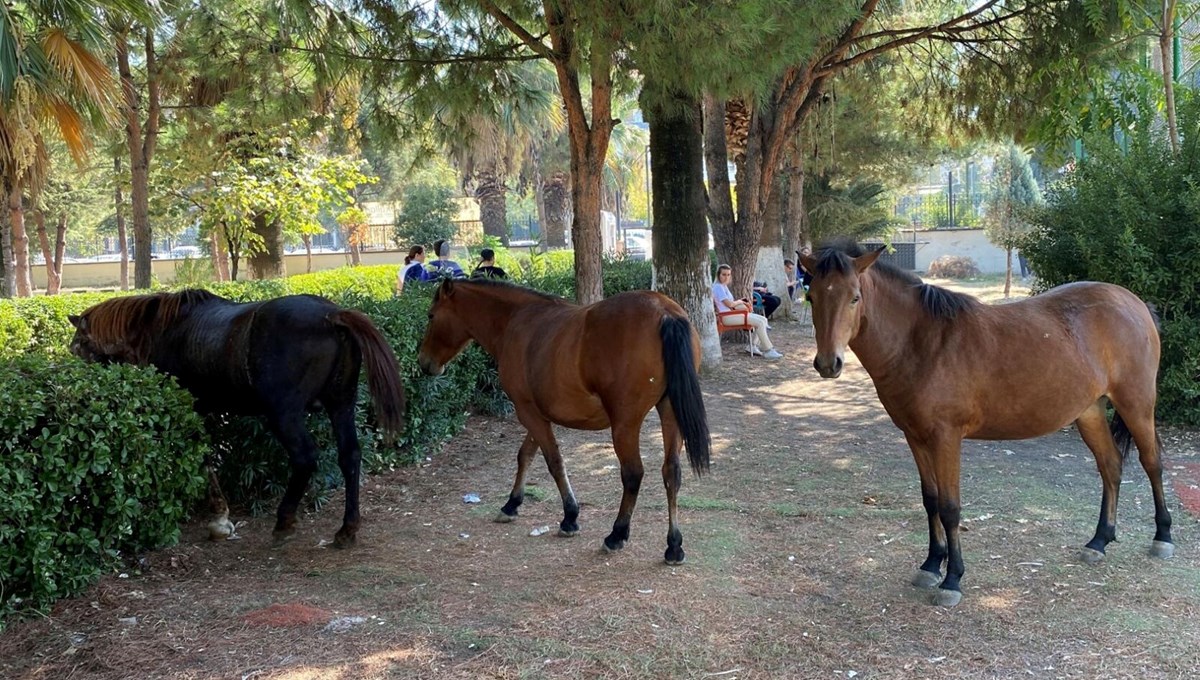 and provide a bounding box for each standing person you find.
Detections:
[712,264,783,360]
[784,259,799,300]
[396,245,427,294]
[1017,250,1031,279]
[471,248,508,280]
[428,239,465,279]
